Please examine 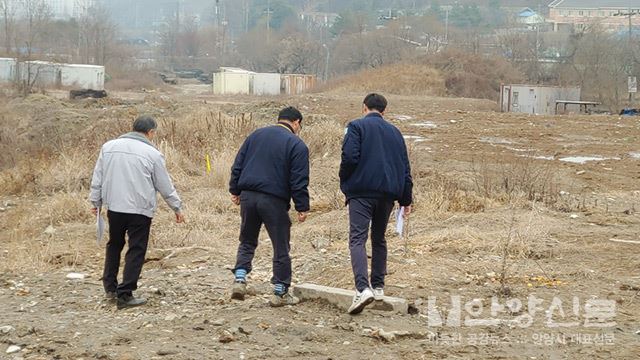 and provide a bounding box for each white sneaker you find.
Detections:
[372,287,384,301]
[348,288,374,314]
